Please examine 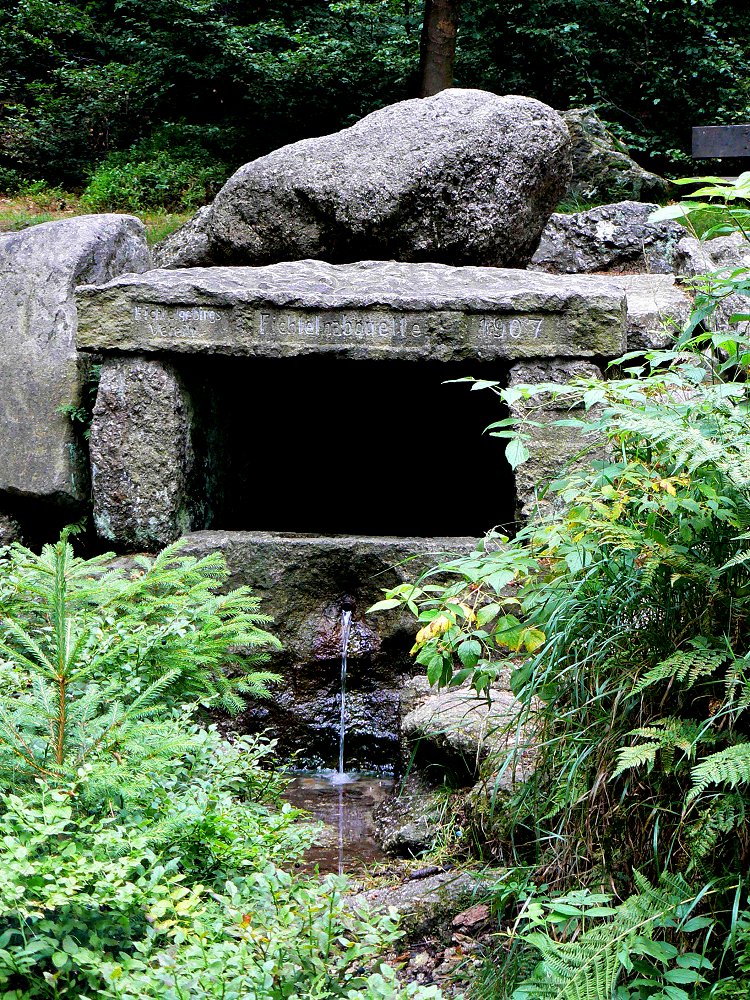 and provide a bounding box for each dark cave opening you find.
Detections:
[181,355,517,538]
